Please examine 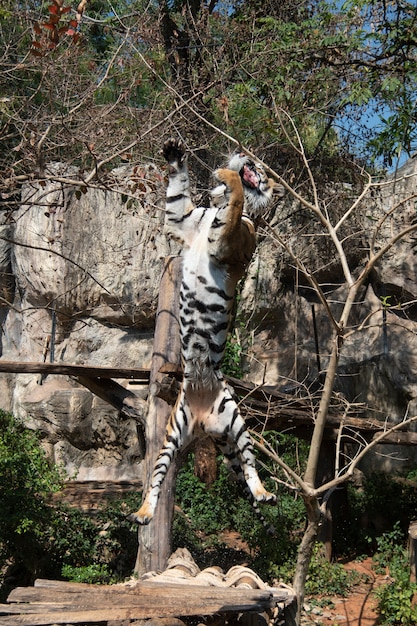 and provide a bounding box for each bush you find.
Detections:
[94,493,139,578]
[374,525,417,625]
[0,410,66,580]
[333,472,417,558]
[174,434,307,581]
[61,563,114,584]
[305,545,363,597]
[0,410,138,594]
